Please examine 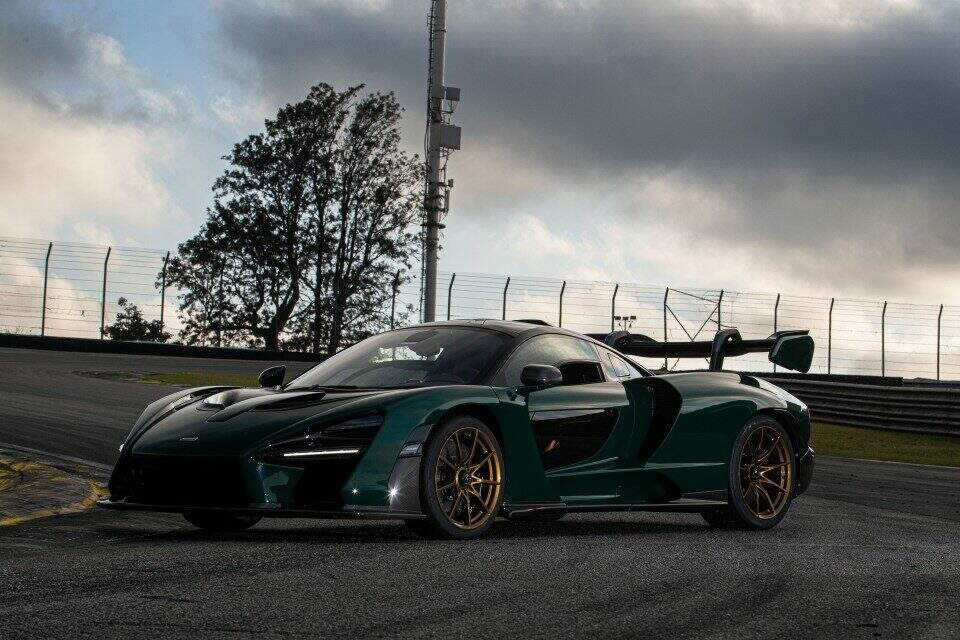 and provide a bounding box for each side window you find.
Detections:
[498,335,605,387]
[601,349,644,380]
